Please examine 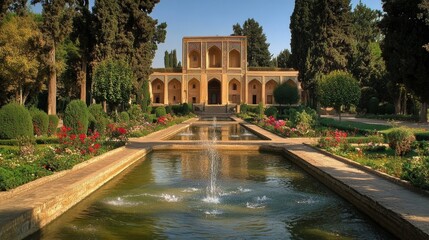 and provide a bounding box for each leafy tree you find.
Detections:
[0,13,44,105]
[93,0,119,61]
[232,18,271,67]
[92,59,133,112]
[317,71,360,121]
[381,0,429,122]
[276,49,291,68]
[420,0,429,51]
[1,0,27,20]
[177,61,182,68]
[273,82,299,106]
[30,0,76,115]
[349,2,386,96]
